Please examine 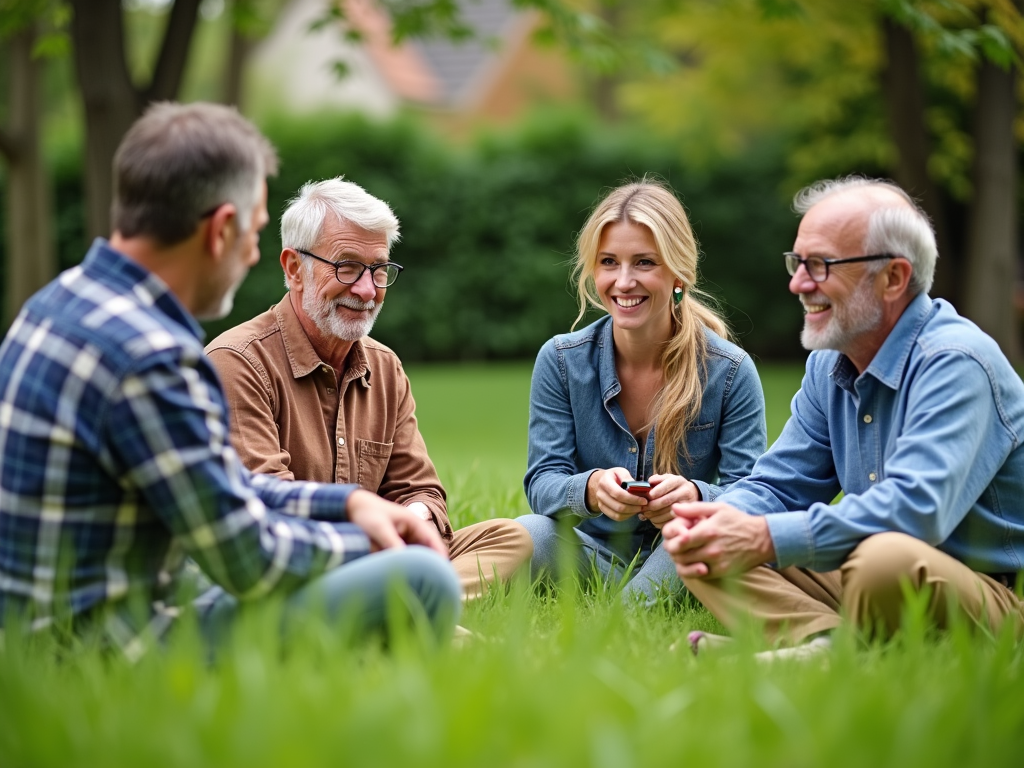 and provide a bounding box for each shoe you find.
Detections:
[753,636,832,664]
[681,630,734,656]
